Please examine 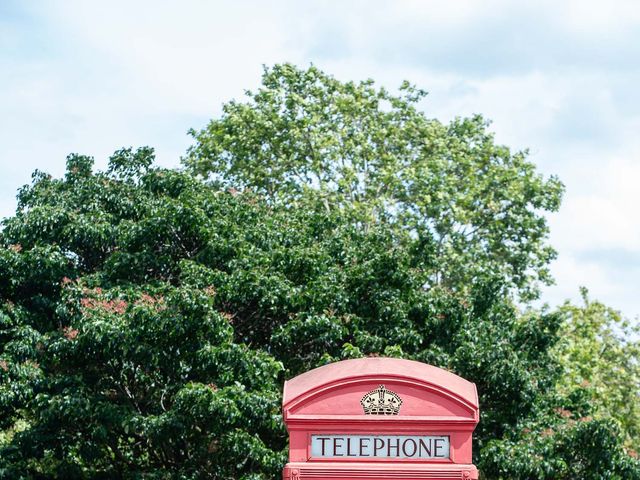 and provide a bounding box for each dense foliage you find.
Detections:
[186,64,564,301]
[0,65,638,479]
[553,289,640,451]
